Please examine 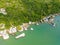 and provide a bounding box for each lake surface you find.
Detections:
[0,15,60,45]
